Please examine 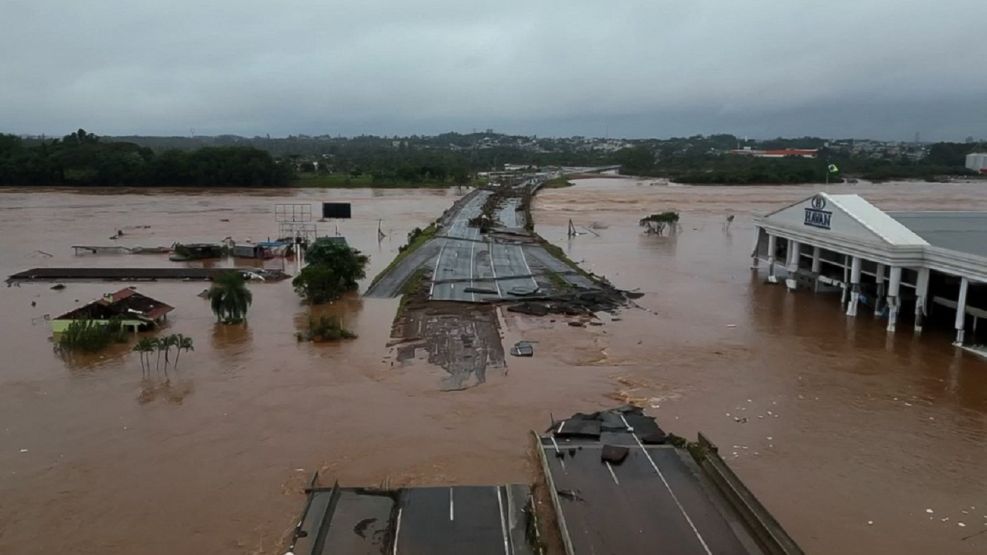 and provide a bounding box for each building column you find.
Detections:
[846,256,862,317]
[954,277,969,346]
[767,234,778,283]
[886,266,902,332]
[810,246,822,292]
[750,227,761,269]
[840,256,849,306]
[873,264,886,317]
[785,240,801,290]
[914,268,930,334]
